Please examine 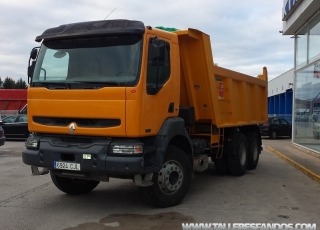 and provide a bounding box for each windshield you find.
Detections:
[31,35,142,88]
